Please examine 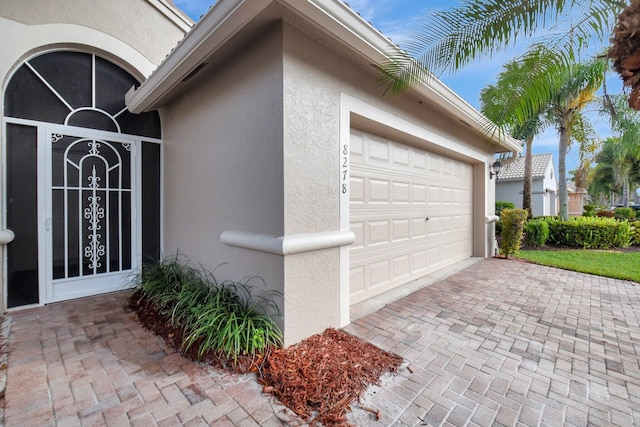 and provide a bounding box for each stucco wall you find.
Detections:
[151,18,504,345]
[159,25,286,323]
[568,192,585,216]
[280,22,496,344]
[0,0,187,67]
